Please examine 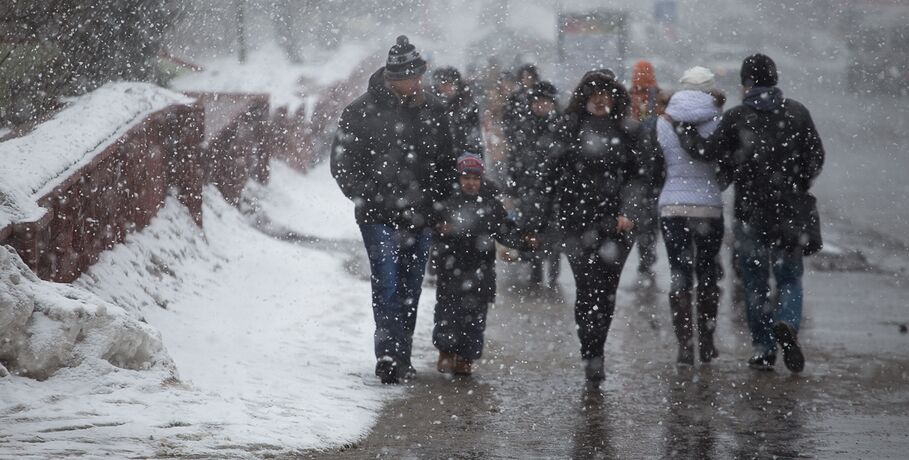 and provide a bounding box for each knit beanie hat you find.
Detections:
[631,60,657,90]
[457,152,485,176]
[679,66,716,91]
[740,53,778,87]
[385,35,427,81]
